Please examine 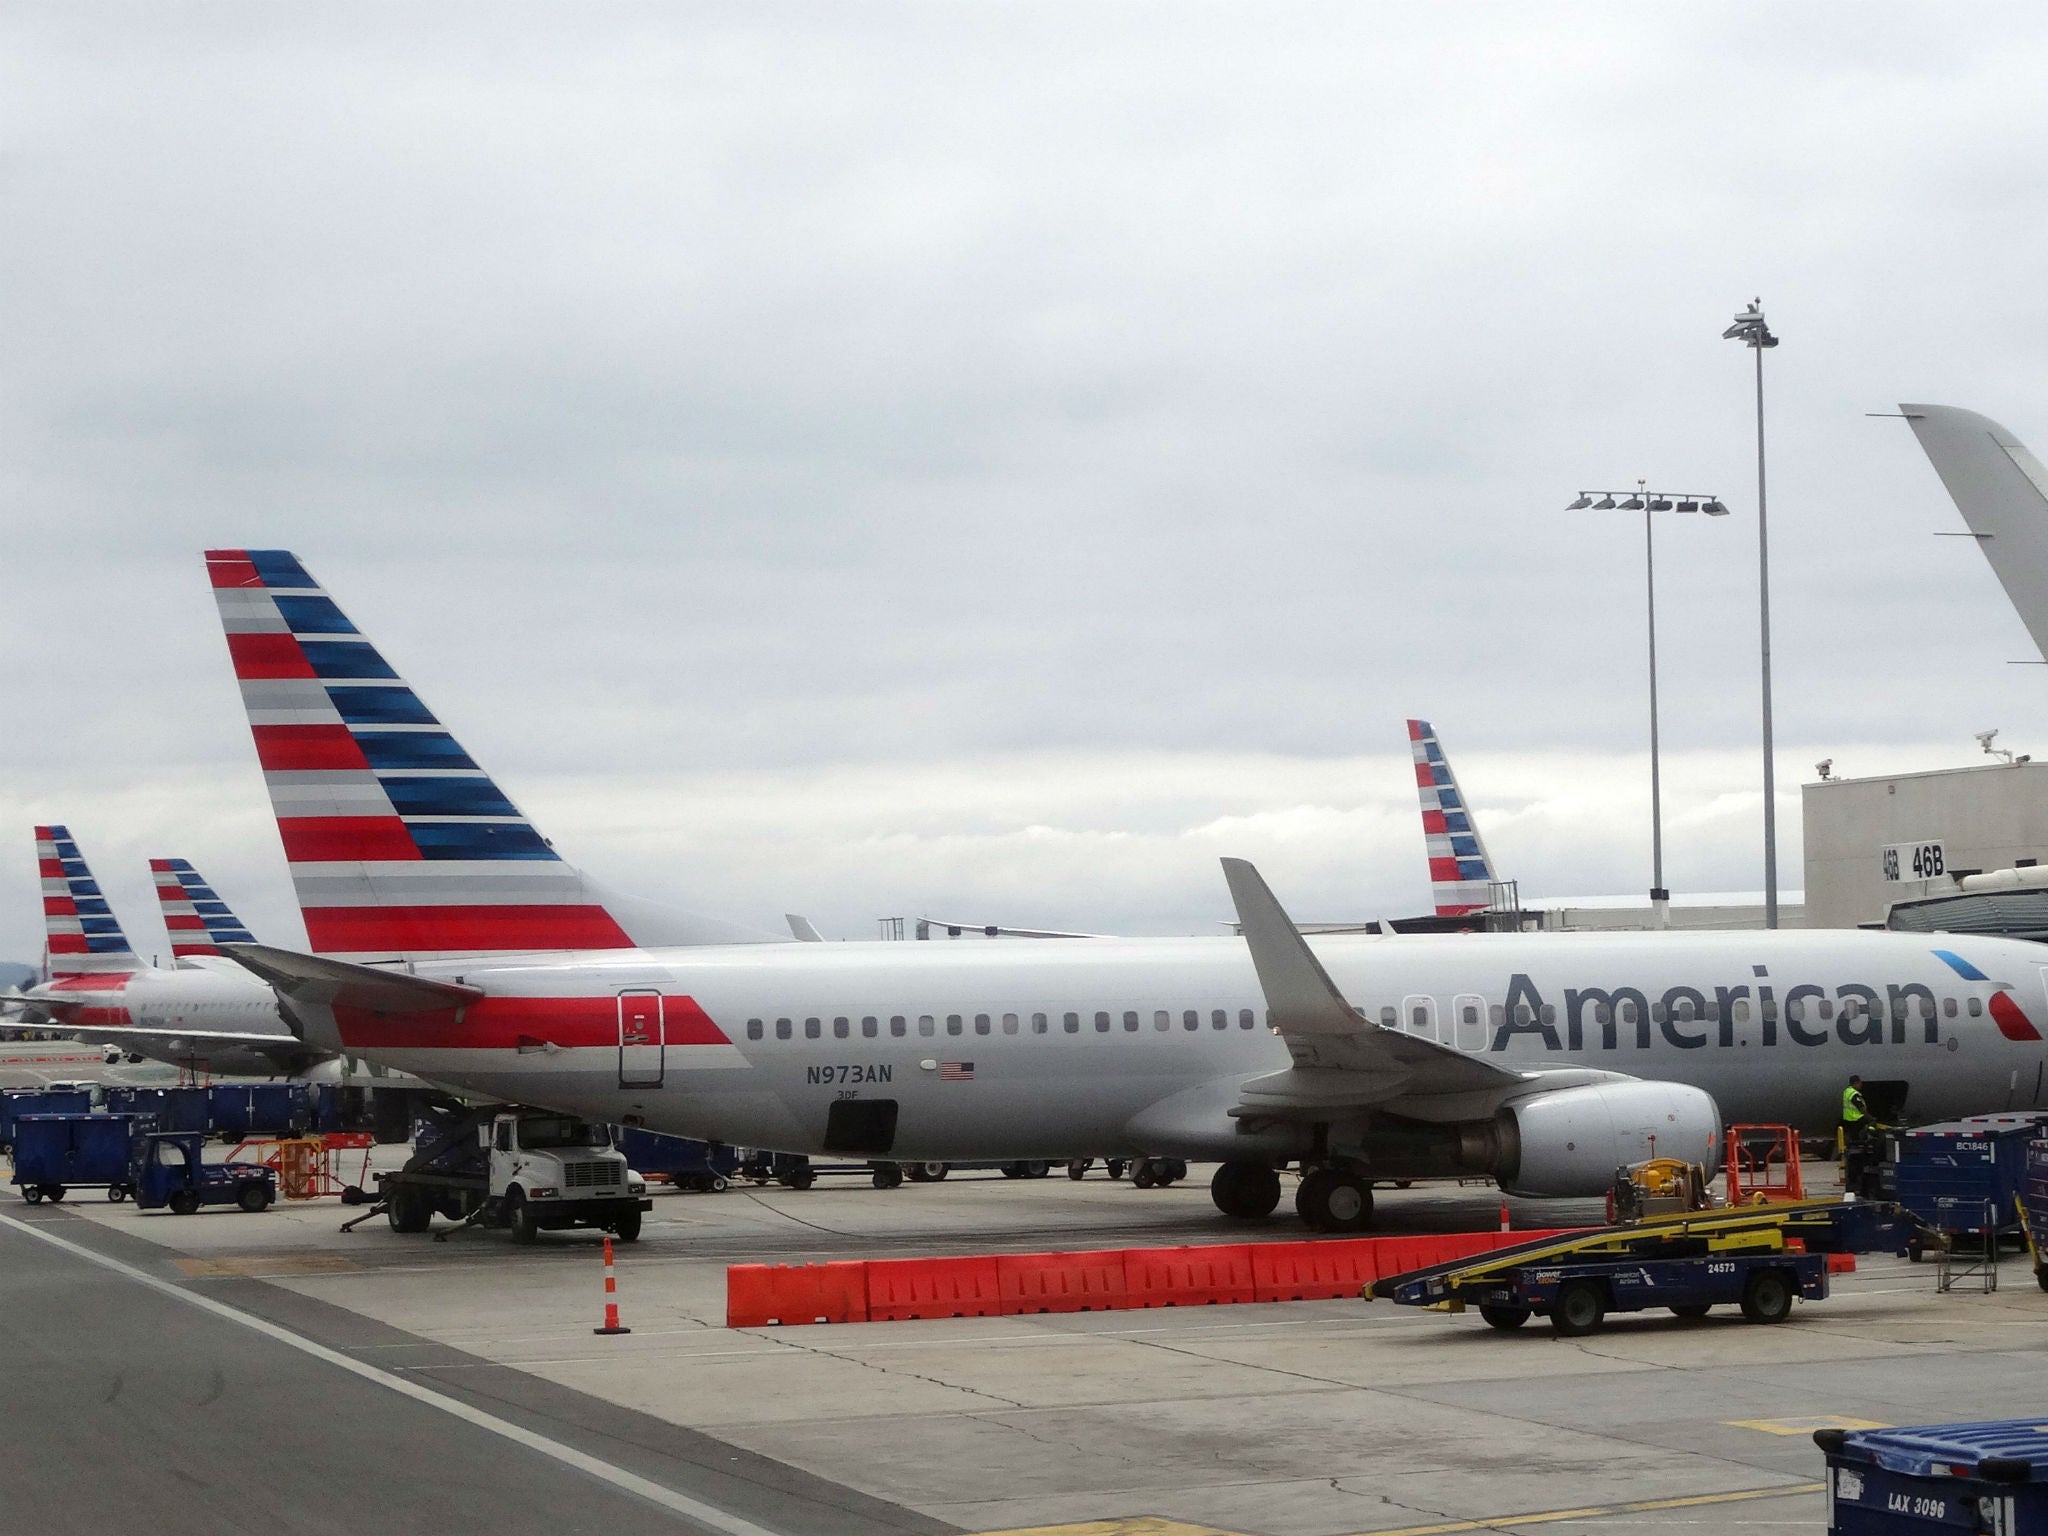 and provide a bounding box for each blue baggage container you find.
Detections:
[614,1127,739,1189]
[103,1085,211,1135]
[1890,1114,2047,1238]
[10,1113,150,1203]
[1817,1419,2048,1533]
[0,1089,93,1149]
[208,1082,312,1139]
